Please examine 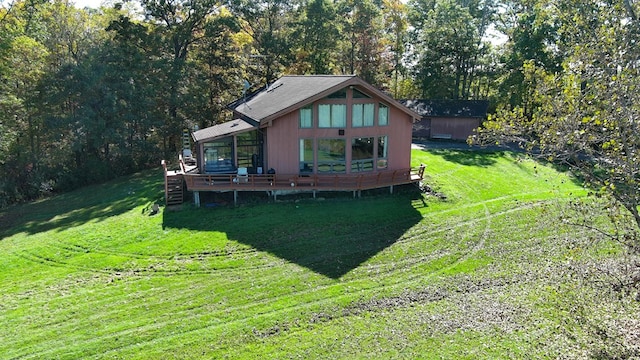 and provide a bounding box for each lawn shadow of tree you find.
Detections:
[0,170,164,240]
[162,187,425,279]
[425,148,504,167]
